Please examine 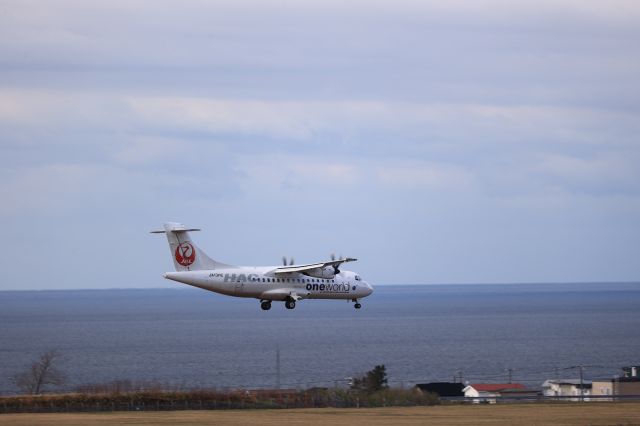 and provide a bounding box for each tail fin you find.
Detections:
[151,222,234,271]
